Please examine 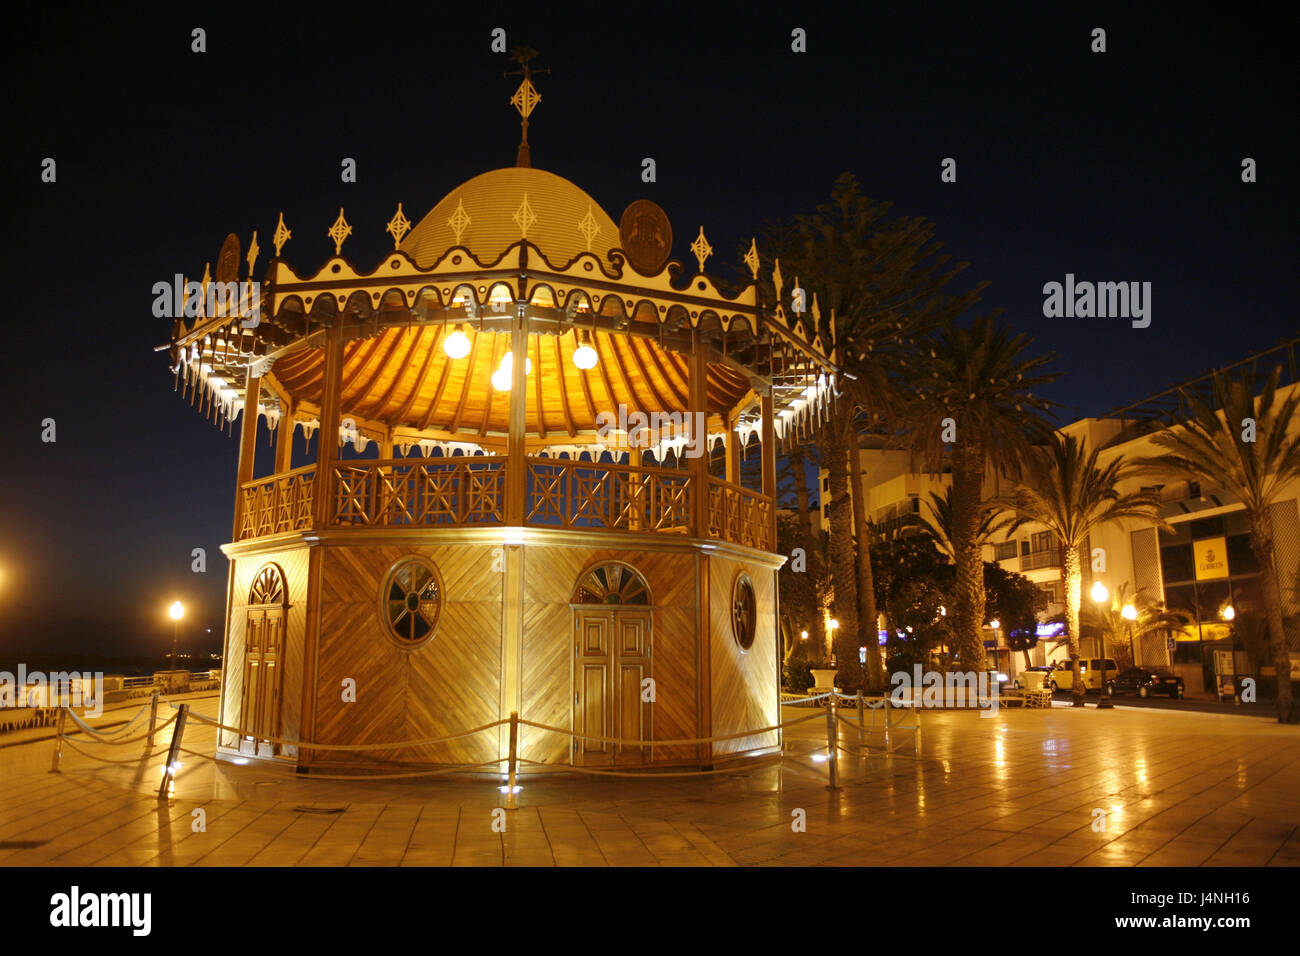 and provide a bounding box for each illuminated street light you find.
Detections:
[1222,605,1235,621]
[1089,584,1113,707]
[168,601,185,672]
[1121,604,1137,621]
[800,630,808,642]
